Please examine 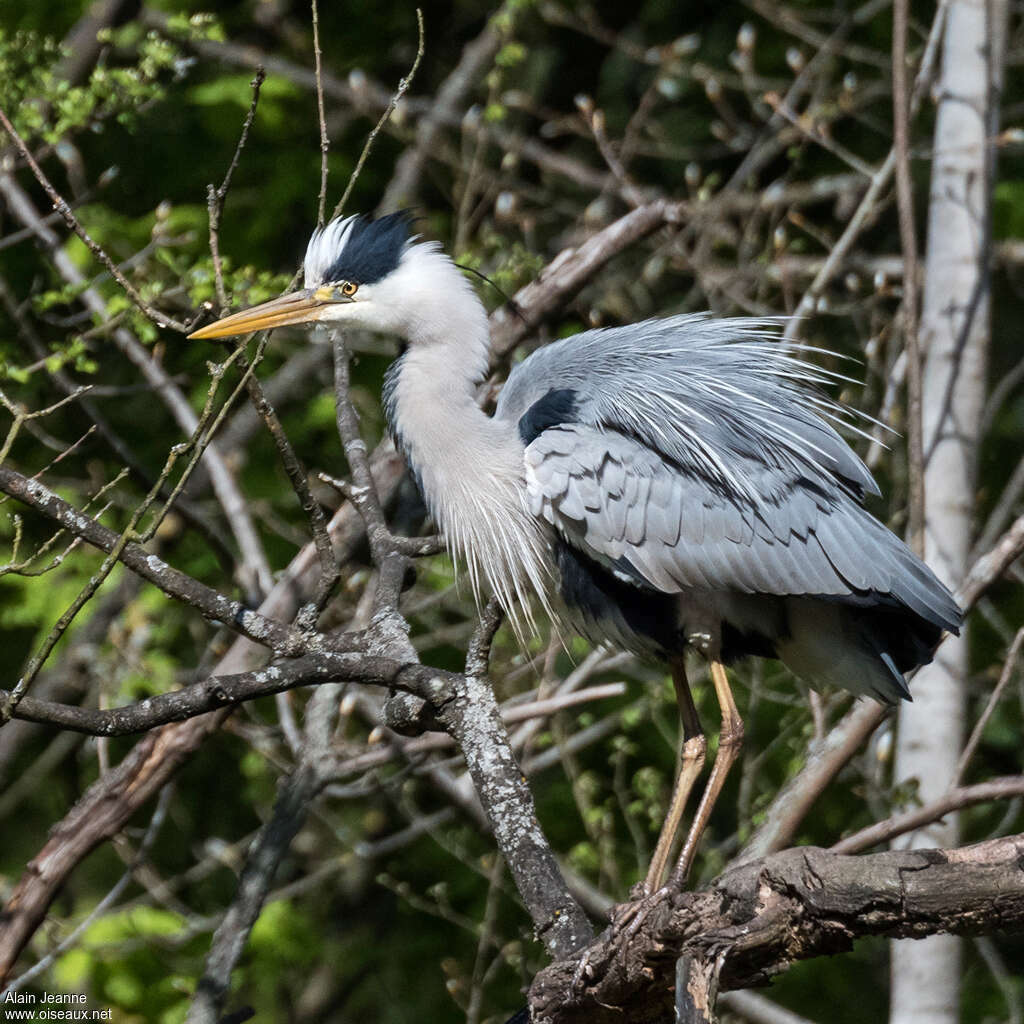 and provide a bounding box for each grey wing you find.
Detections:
[524,423,961,632]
